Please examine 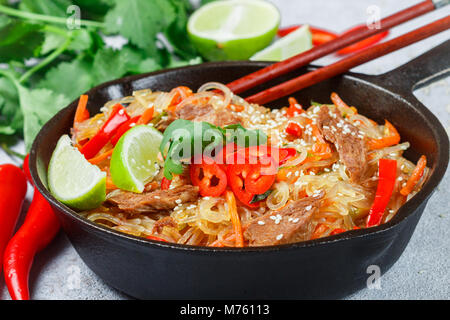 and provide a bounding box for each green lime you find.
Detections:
[110,125,163,193]
[48,135,106,210]
[250,24,312,61]
[188,0,280,61]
